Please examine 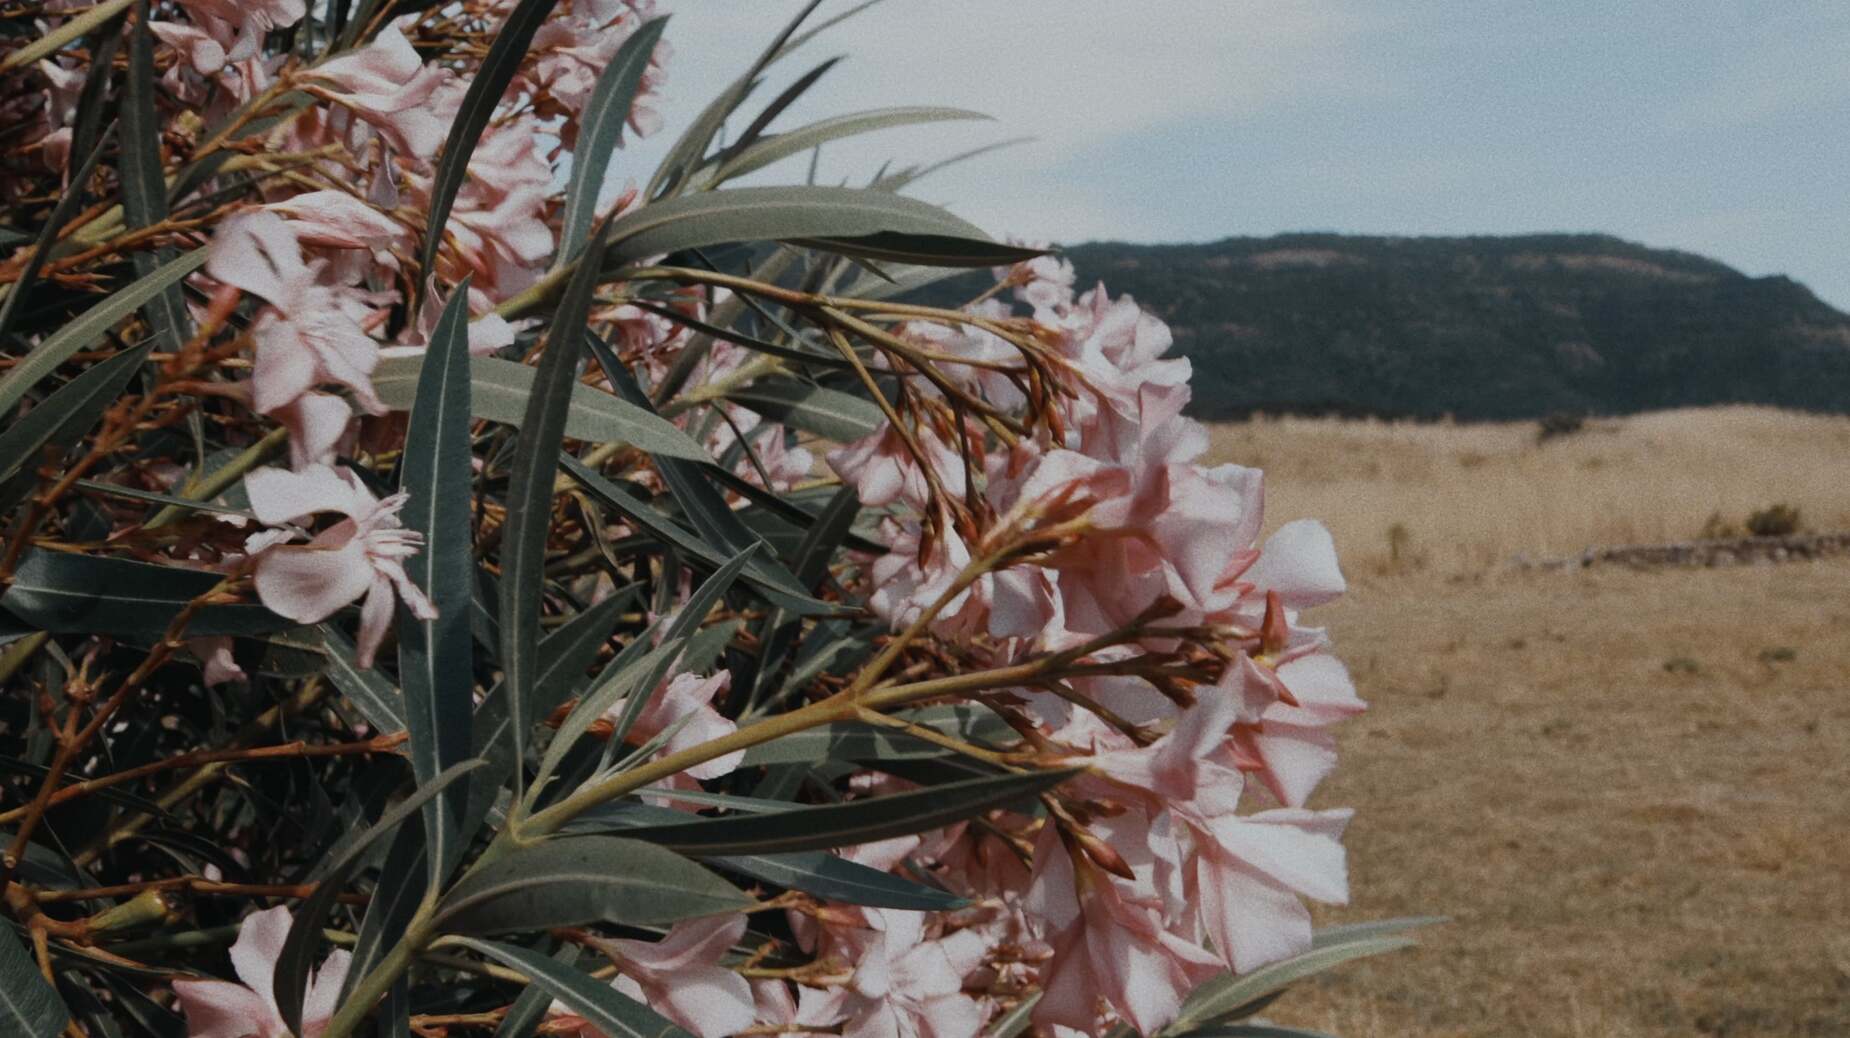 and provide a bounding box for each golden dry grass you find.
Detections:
[1199,408,1850,1037]
[1208,407,1850,576]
